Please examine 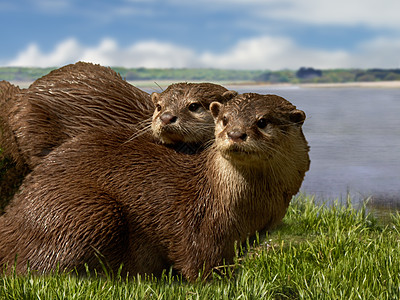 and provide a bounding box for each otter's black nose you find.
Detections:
[228,130,247,142]
[160,112,178,125]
